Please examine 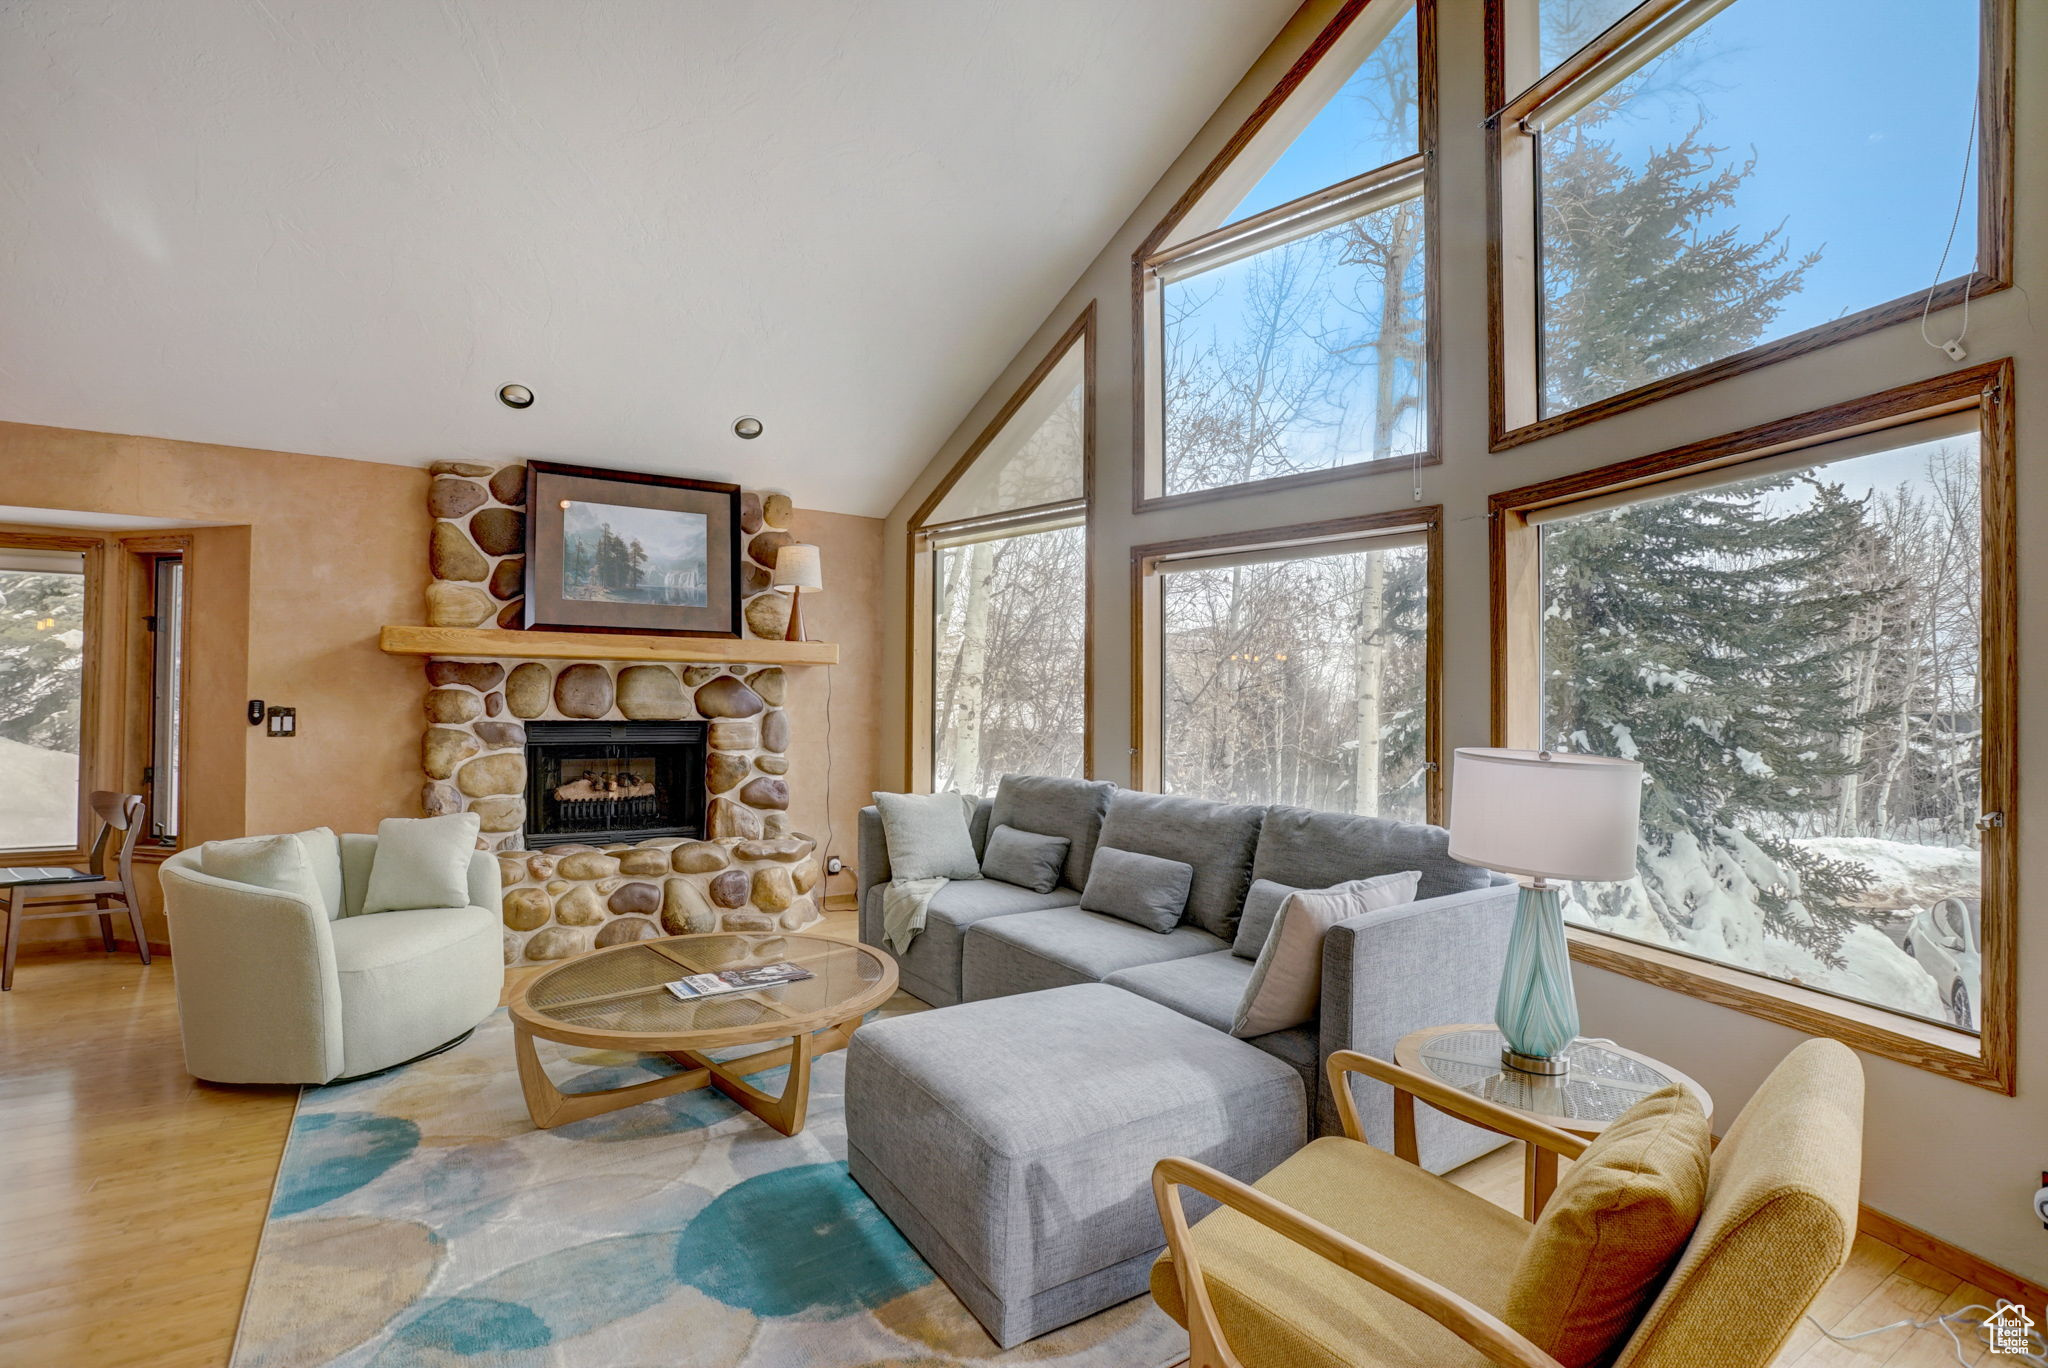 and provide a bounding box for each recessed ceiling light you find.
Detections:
[499,383,534,409]
[733,416,763,440]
